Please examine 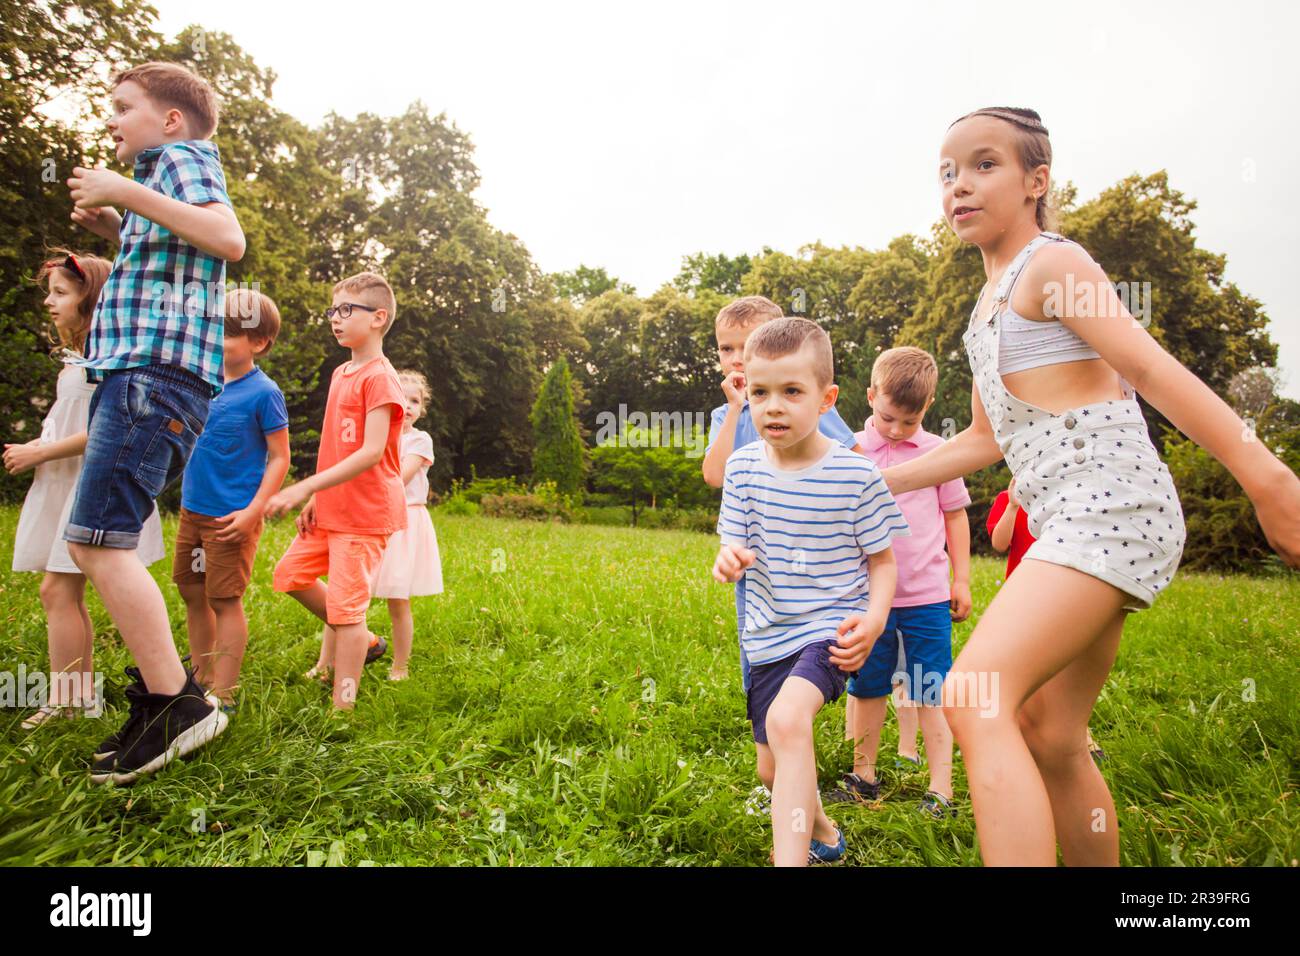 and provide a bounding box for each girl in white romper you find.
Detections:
[4,252,166,729]
[305,370,443,684]
[882,109,1300,866]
